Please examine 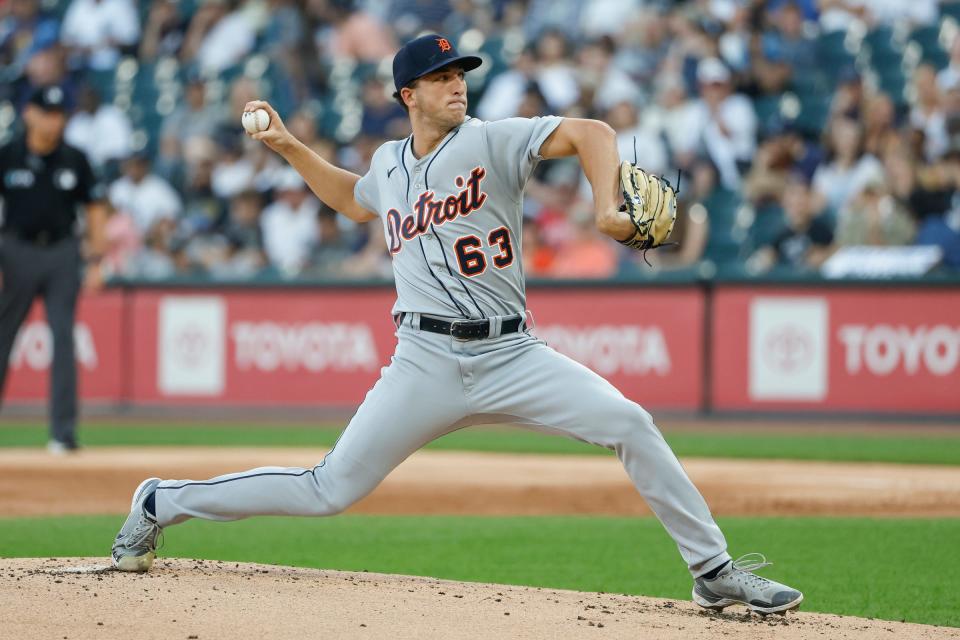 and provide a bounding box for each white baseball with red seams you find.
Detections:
[241,109,270,134]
